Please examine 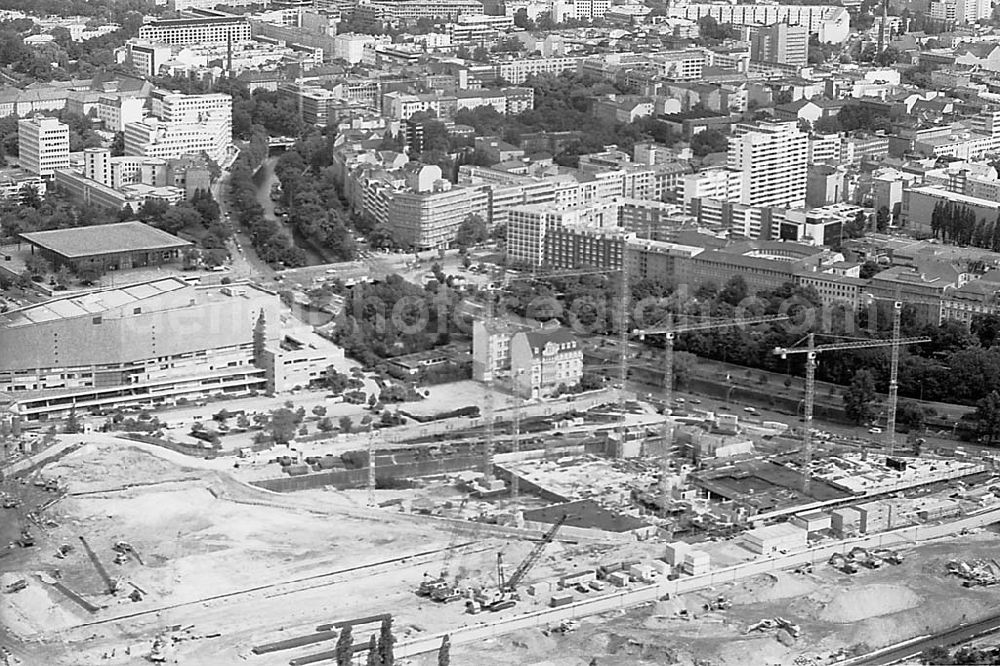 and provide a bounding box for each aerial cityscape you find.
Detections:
[6,0,1000,664]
